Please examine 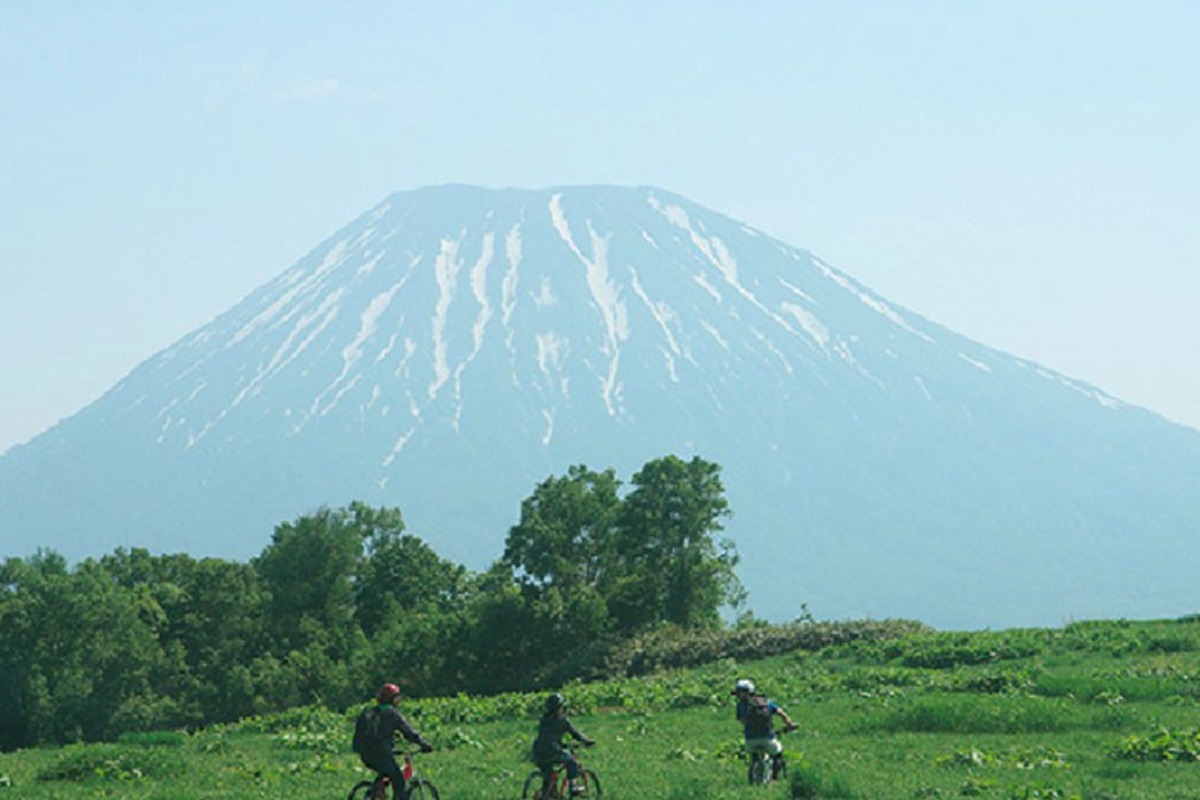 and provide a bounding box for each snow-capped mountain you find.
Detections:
[3,185,1198,629]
